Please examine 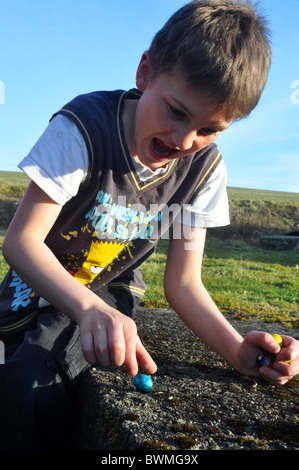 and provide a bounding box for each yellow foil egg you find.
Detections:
[272,333,291,363]
[272,333,283,347]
